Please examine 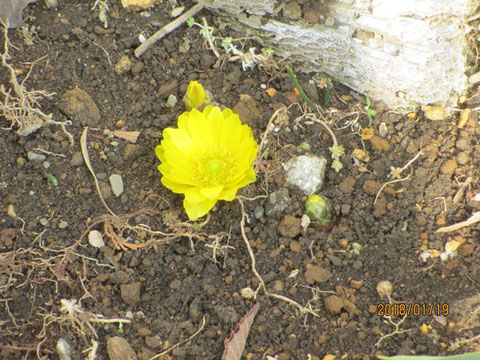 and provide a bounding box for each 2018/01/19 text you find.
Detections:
[377,303,449,317]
